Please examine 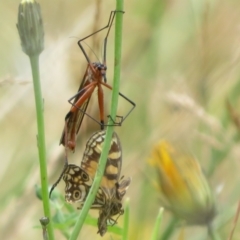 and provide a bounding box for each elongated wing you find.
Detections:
[81,131,129,236]
[81,130,122,201]
[60,64,93,150]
